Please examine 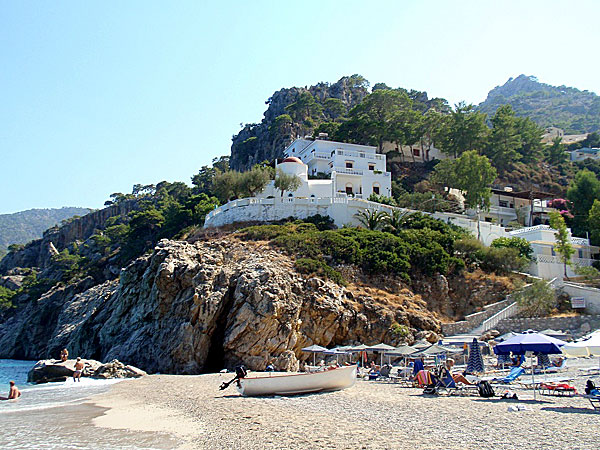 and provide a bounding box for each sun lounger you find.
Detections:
[539,382,577,397]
